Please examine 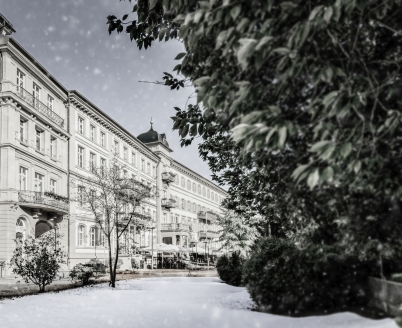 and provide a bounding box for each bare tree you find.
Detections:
[73,156,153,287]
